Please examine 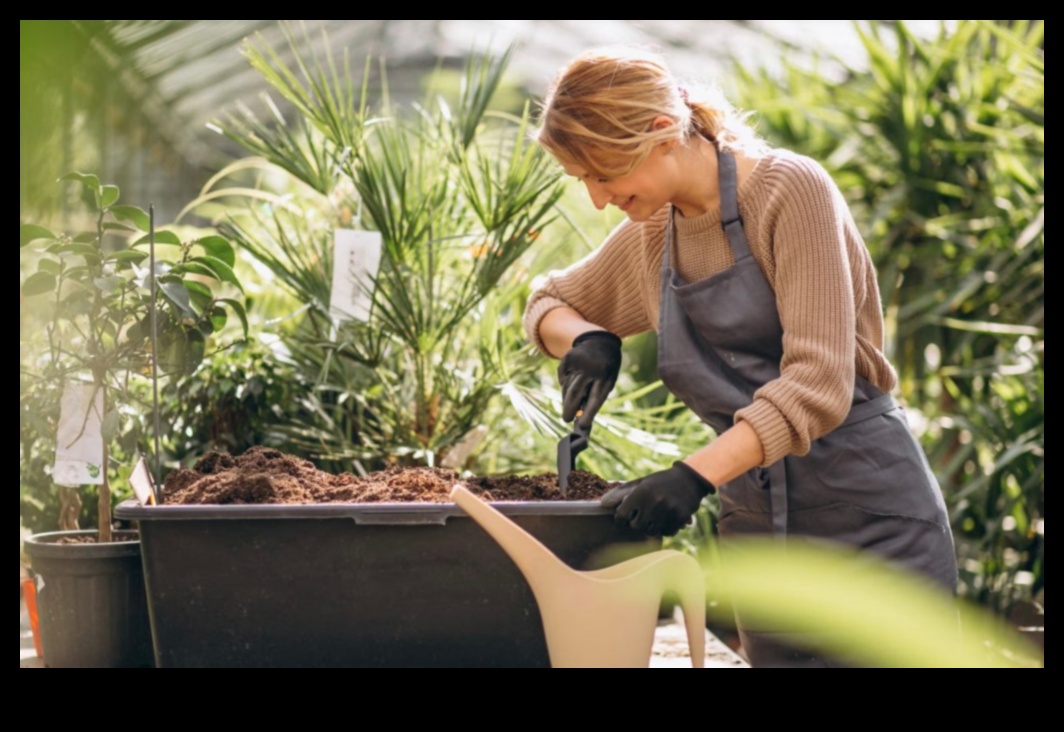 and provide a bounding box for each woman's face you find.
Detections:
[560,143,677,223]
